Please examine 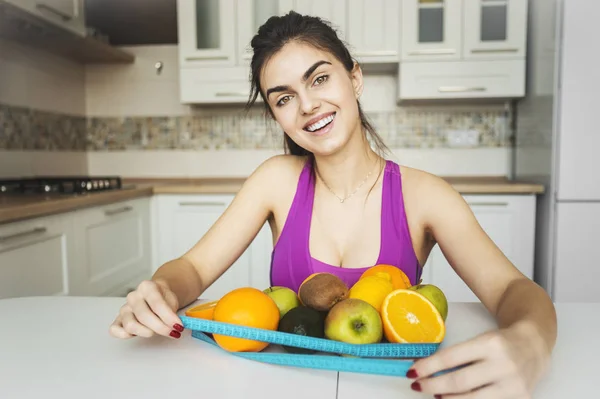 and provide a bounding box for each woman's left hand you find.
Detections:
[406,321,551,398]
